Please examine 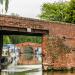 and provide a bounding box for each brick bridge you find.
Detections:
[16,42,41,53]
[16,42,42,65]
[0,15,75,70]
